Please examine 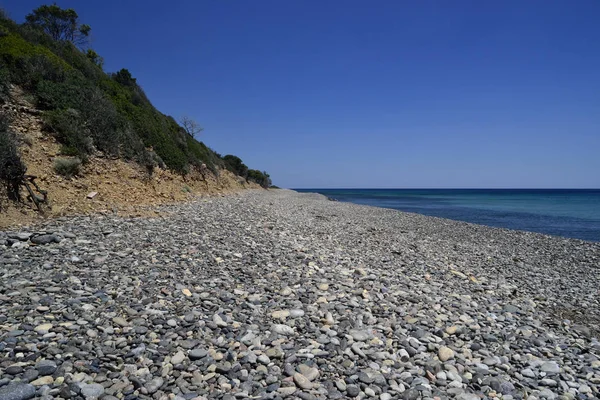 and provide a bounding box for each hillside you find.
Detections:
[0,5,271,227]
